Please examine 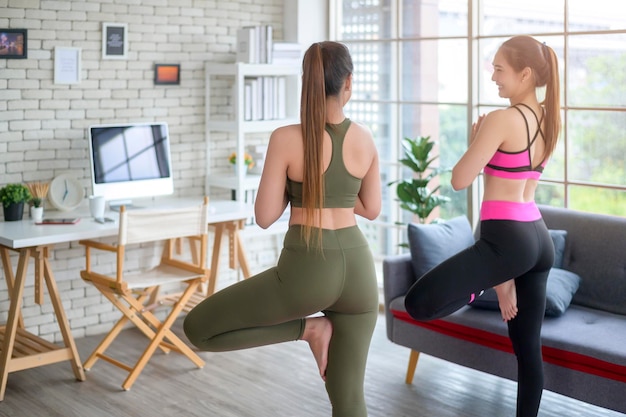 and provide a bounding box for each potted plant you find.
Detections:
[228,152,255,175]
[30,197,44,222]
[26,181,50,222]
[388,136,451,225]
[0,183,32,221]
